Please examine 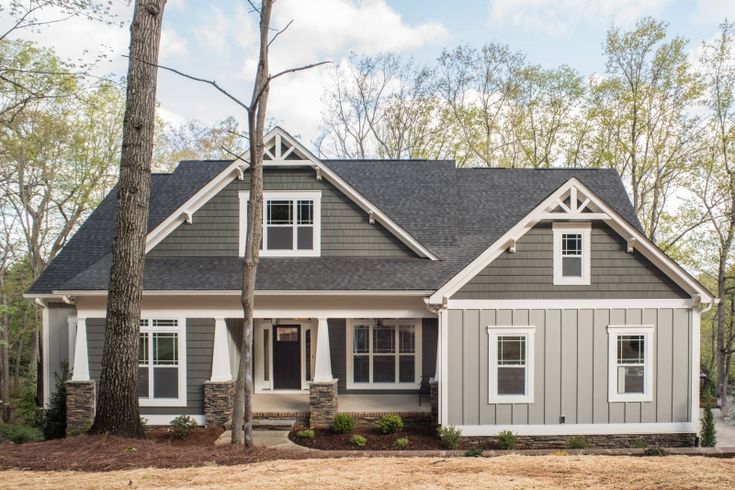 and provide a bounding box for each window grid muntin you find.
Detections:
[139,318,181,401]
[351,320,417,385]
[561,233,583,256]
[264,198,315,252]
